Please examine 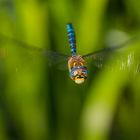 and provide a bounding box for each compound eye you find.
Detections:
[82,70,87,75]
